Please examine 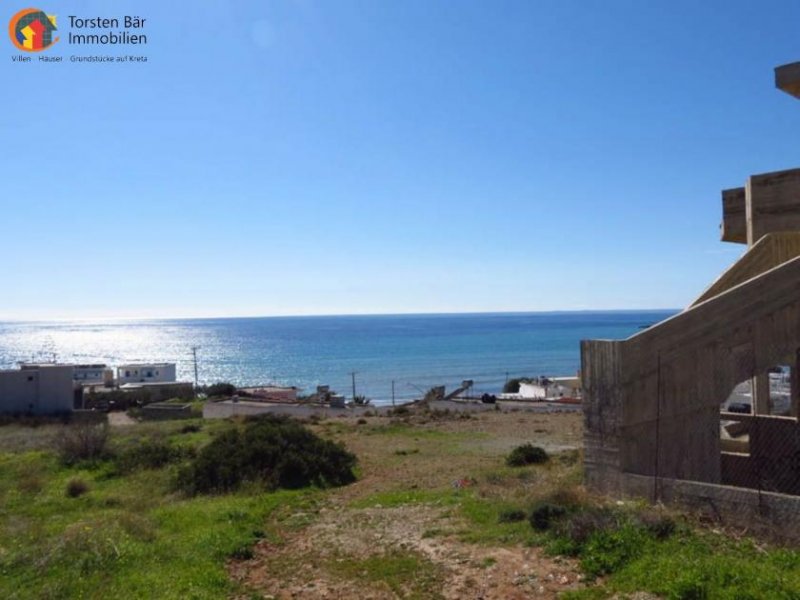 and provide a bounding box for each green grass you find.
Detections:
[351,486,542,546]
[362,422,487,441]
[350,474,800,600]
[7,415,800,599]
[0,421,319,599]
[561,529,800,599]
[331,550,444,599]
[350,488,462,509]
